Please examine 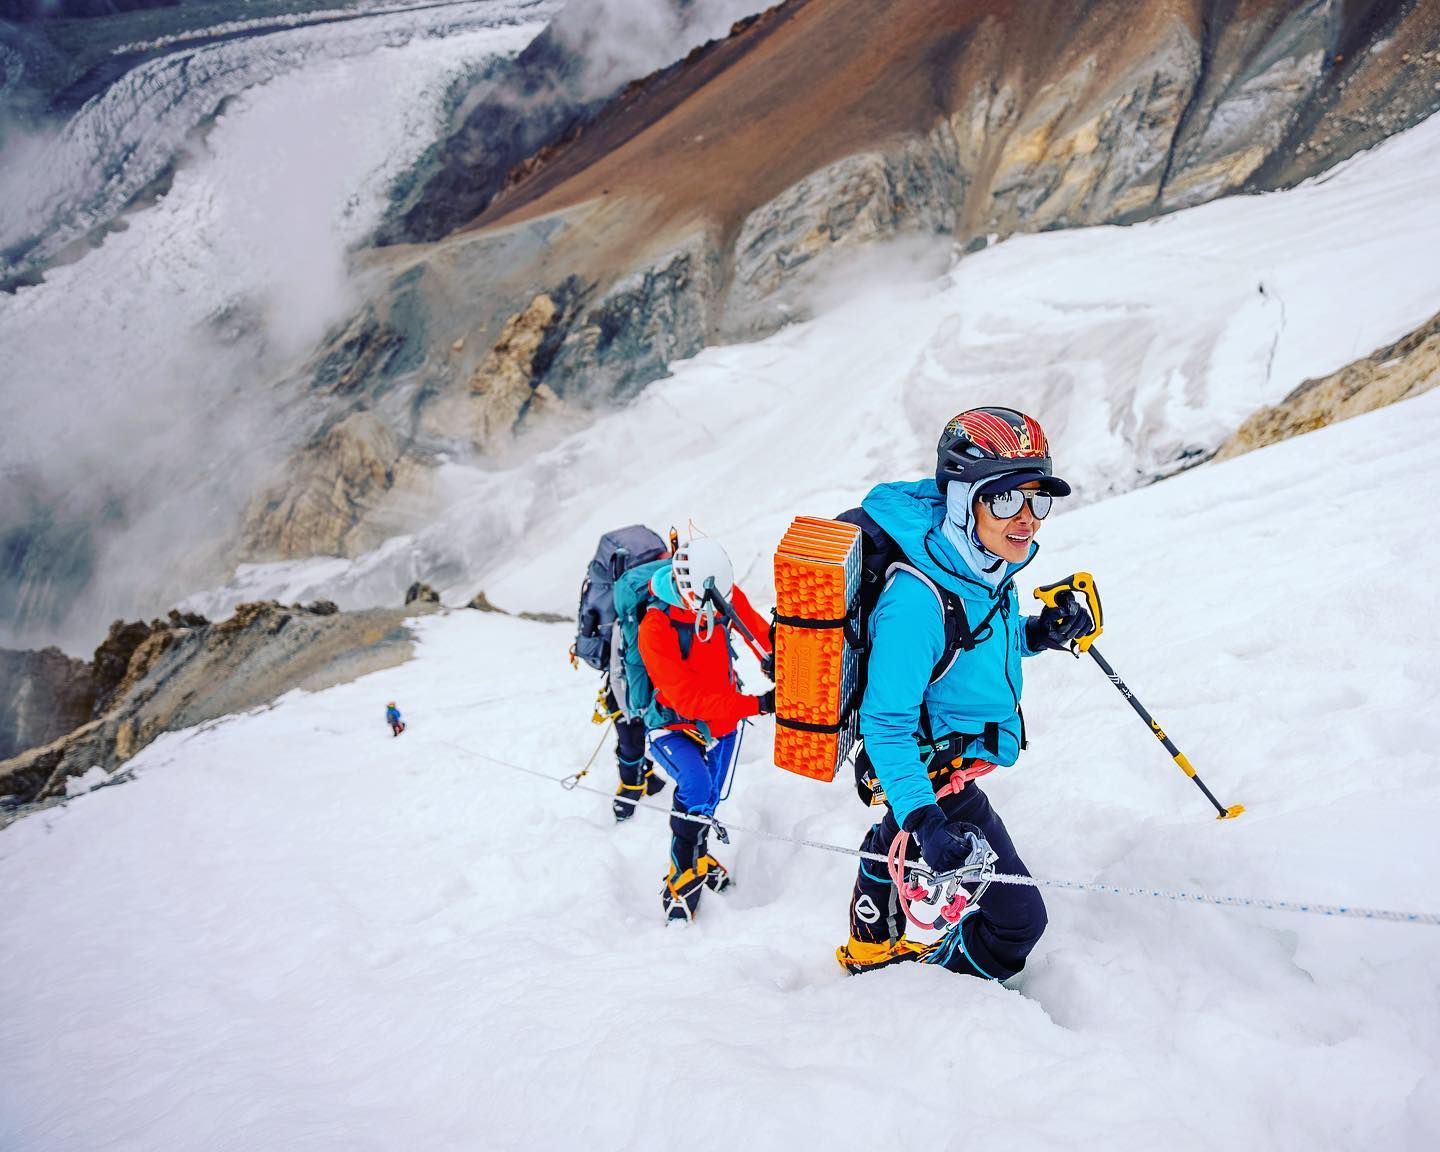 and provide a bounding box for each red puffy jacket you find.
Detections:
[637,585,772,738]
